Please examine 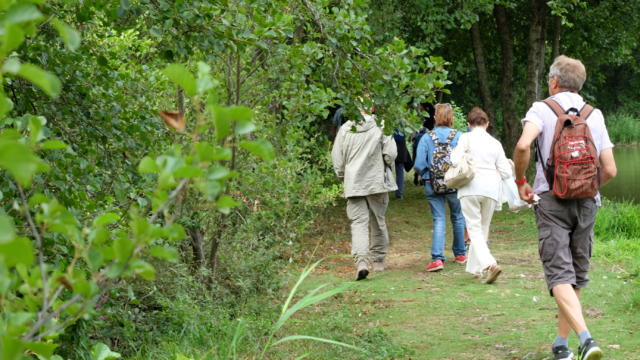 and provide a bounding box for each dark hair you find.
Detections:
[467,107,489,127]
